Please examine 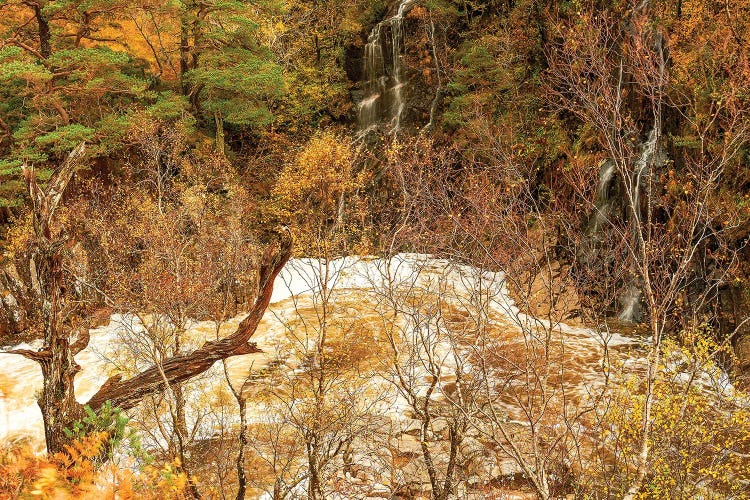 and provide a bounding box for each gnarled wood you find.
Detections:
[11,139,291,454]
[19,143,88,453]
[86,228,291,412]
